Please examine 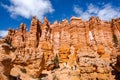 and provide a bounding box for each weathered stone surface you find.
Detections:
[0,43,15,80]
[77,51,114,79]
[26,16,41,48]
